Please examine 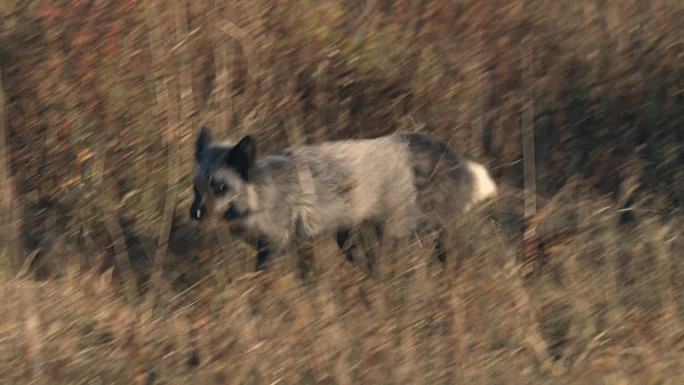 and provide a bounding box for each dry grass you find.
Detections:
[1,197,683,384]
[0,0,683,383]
